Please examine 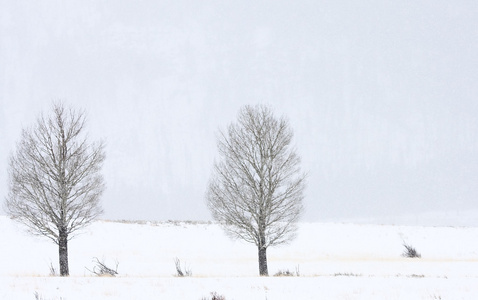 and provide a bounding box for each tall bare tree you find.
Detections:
[5,102,105,276]
[206,105,306,276]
